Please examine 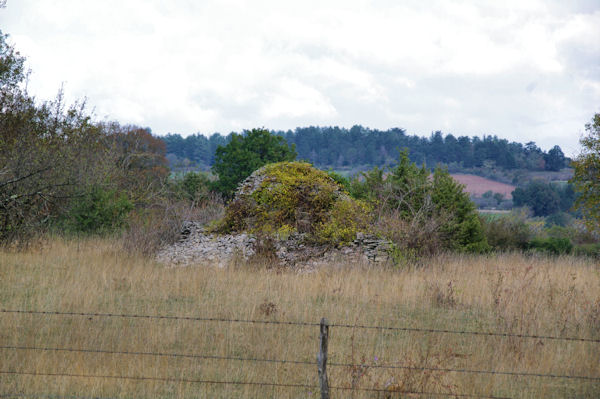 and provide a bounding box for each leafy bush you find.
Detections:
[498,200,514,210]
[0,32,170,245]
[528,237,573,255]
[326,169,351,192]
[471,196,497,209]
[64,187,133,233]
[573,243,600,258]
[184,171,211,198]
[170,171,213,204]
[482,214,531,251]
[543,224,571,240]
[568,219,600,244]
